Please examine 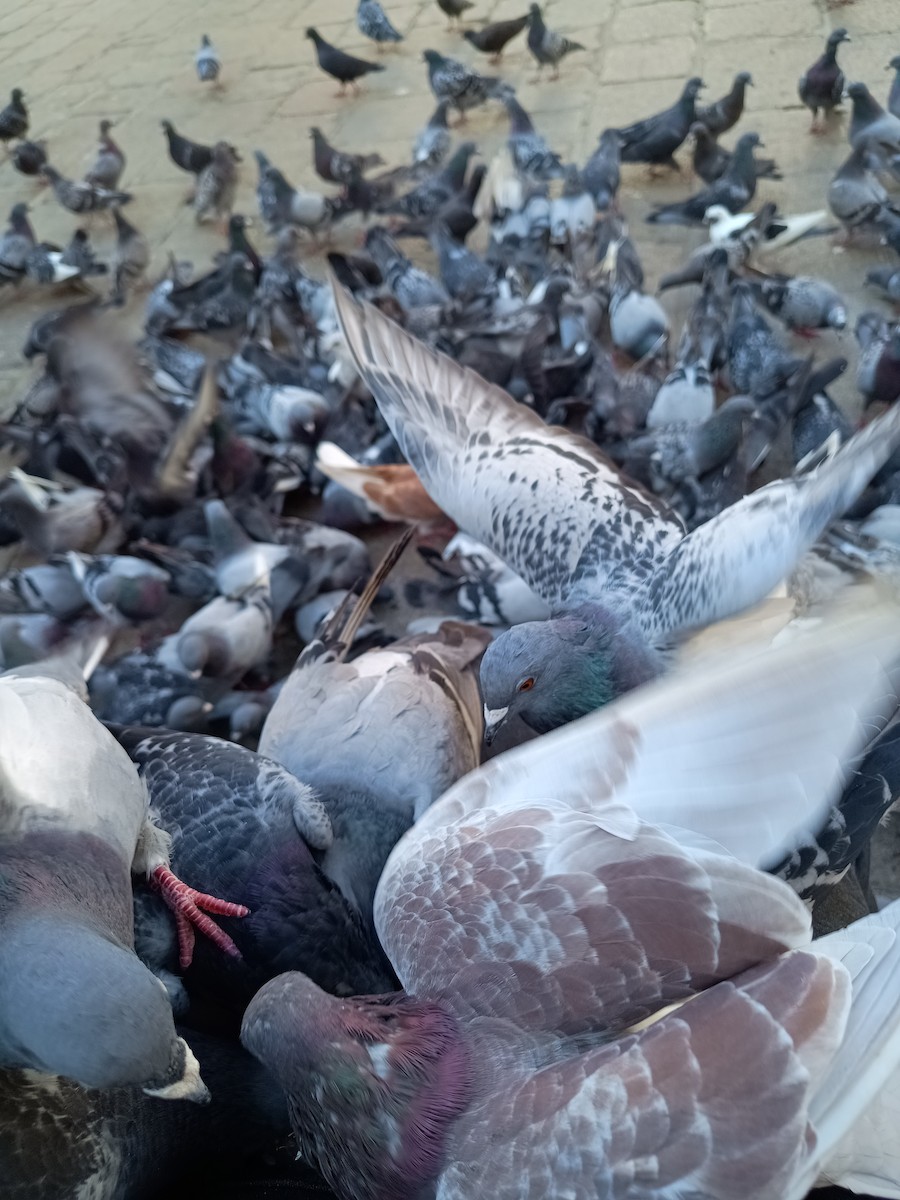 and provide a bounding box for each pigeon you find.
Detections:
[306,28,385,95]
[311,126,383,186]
[791,358,853,466]
[464,13,530,62]
[0,88,27,146]
[194,140,240,224]
[357,0,403,46]
[612,76,705,169]
[164,254,257,333]
[646,132,762,225]
[0,480,124,556]
[385,141,478,219]
[113,727,397,1005]
[332,281,900,739]
[690,121,781,185]
[365,225,449,309]
[242,602,900,1200]
[526,2,584,80]
[549,165,596,243]
[41,165,131,214]
[161,119,214,176]
[413,101,452,168]
[502,92,563,180]
[109,206,149,306]
[856,318,900,410]
[436,0,474,30]
[727,279,801,397]
[889,54,900,120]
[196,34,221,84]
[430,221,497,304]
[799,28,850,133]
[157,582,273,682]
[751,273,848,336]
[866,265,900,304]
[827,141,896,239]
[847,81,900,156]
[11,138,46,177]
[84,118,125,190]
[0,666,246,1093]
[395,162,486,240]
[66,554,171,624]
[582,129,621,210]
[695,70,753,137]
[60,228,107,278]
[423,49,502,119]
